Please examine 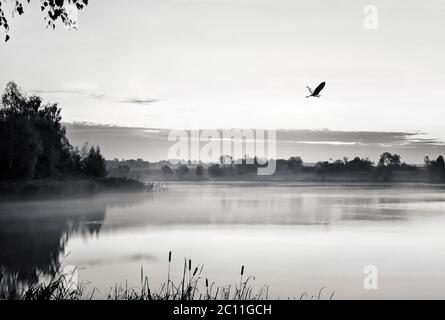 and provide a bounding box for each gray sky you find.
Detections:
[1,0,445,162]
[64,124,444,163]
